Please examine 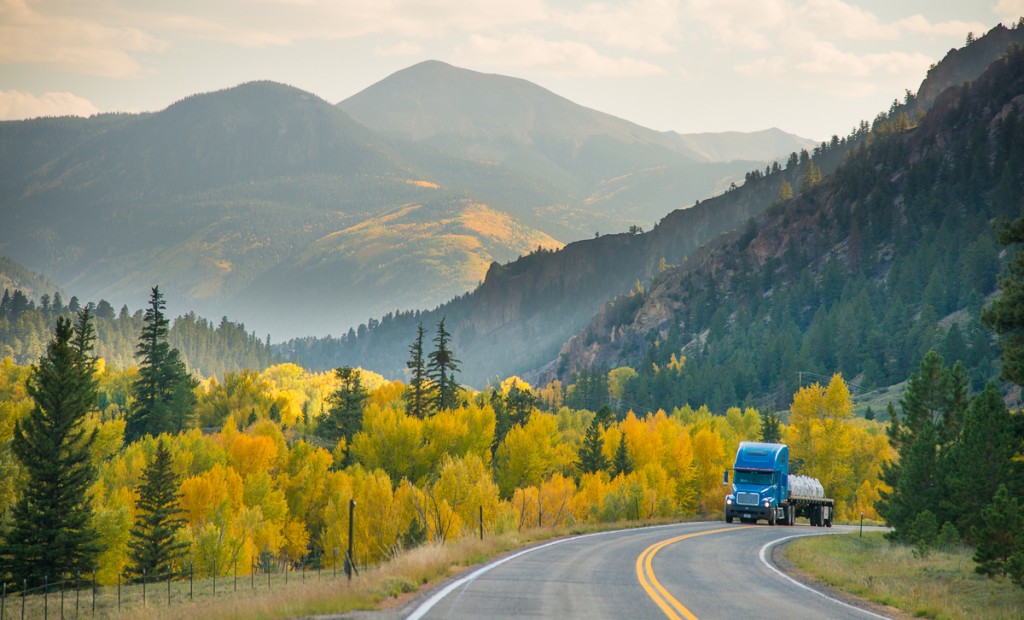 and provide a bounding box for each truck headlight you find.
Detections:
[726,498,733,505]
[763,501,770,508]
